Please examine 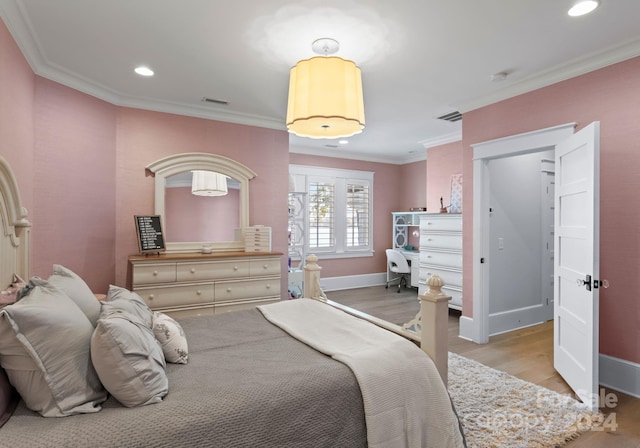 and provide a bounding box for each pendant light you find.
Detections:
[191,171,228,196]
[286,38,365,139]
